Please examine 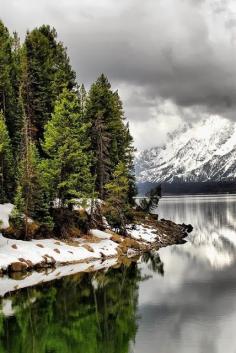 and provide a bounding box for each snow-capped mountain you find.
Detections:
[136,116,236,183]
